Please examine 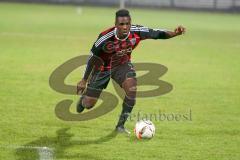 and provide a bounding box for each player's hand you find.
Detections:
[174,26,186,35]
[77,79,87,95]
